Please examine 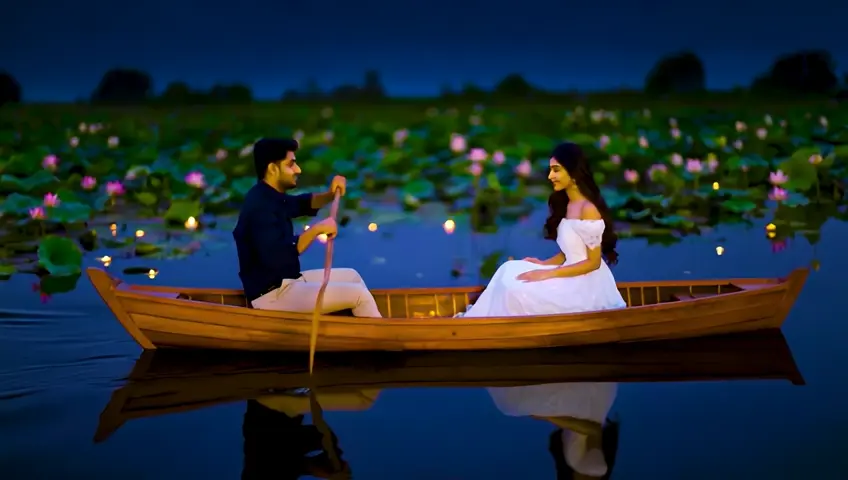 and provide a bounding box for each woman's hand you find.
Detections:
[522,257,543,264]
[516,269,555,282]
